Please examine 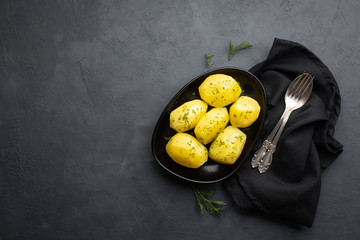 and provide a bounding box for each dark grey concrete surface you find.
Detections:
[0,0,359,239]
